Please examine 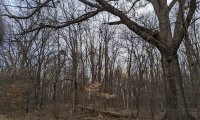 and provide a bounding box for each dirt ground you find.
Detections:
[0,108,199,120]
